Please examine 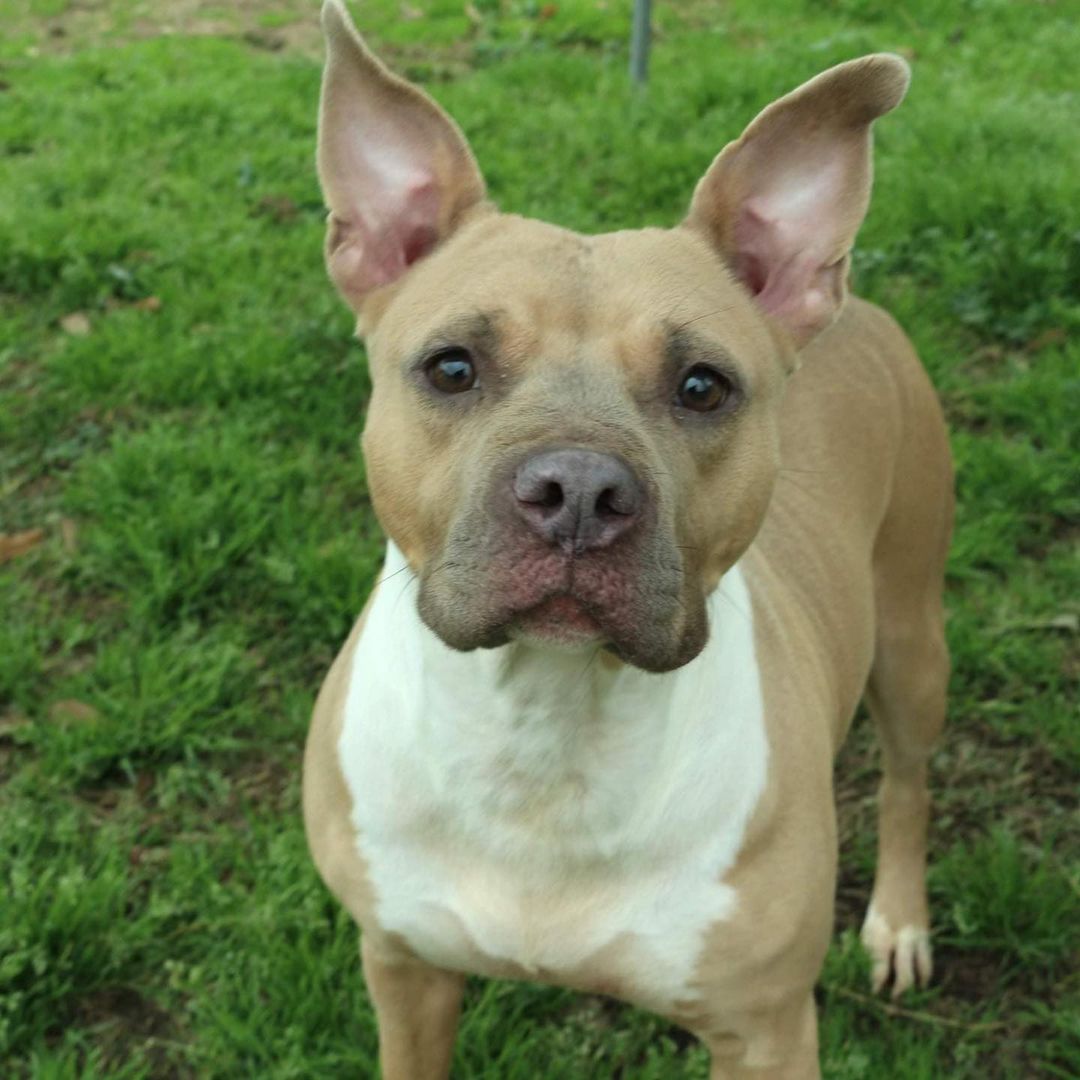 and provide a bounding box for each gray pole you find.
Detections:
[630,0,652,85]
